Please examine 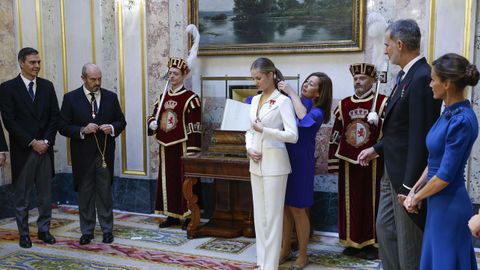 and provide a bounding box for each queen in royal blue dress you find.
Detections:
[420,100,478,269]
